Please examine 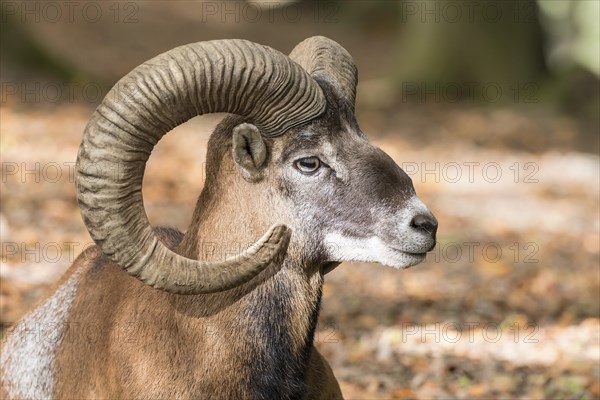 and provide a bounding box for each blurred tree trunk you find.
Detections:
[394,0,547,103]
